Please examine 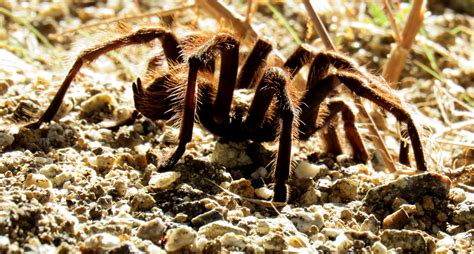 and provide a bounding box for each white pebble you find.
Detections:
[84,233,121,250]
[148,171,181,189]
[0,132,14,148]
[295,161,326,179]
[79,93,117,116]
[53,171,74,187]
[255,187,273,200]
[95,152,116,171]
[220,232,246,249]
[0,235,10,247]
[290,211,324,233]
[371,241,387,254]
[165,226,197,252]
[334,232,352,253]
[198,220,246,239]
[39,164,62,178]
[24,173,52,189]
